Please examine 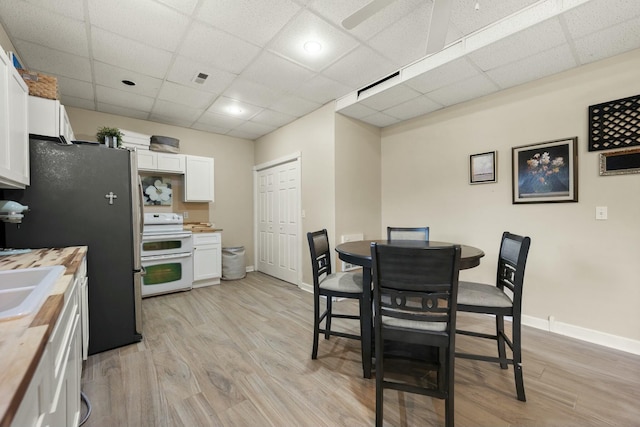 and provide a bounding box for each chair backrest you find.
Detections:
[371,243,461,344]
[497,232,531,311]
[307,229,332,288]
[387,226,430,241]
